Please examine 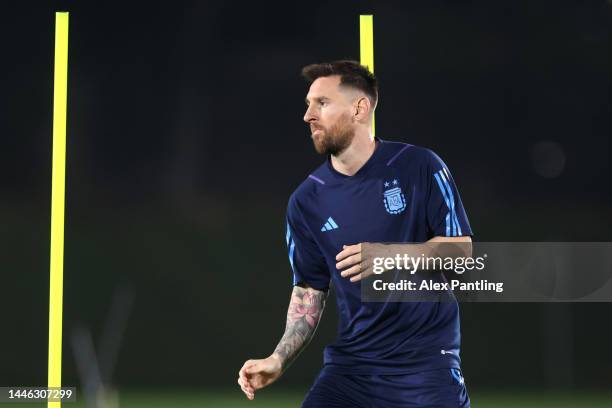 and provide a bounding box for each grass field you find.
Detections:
[9,390,612,407]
